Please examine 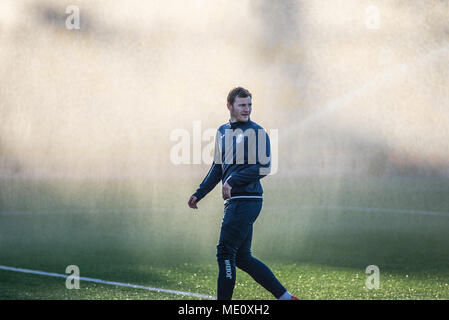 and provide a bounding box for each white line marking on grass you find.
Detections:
[1,205,449,217]
[0,265,216,300]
